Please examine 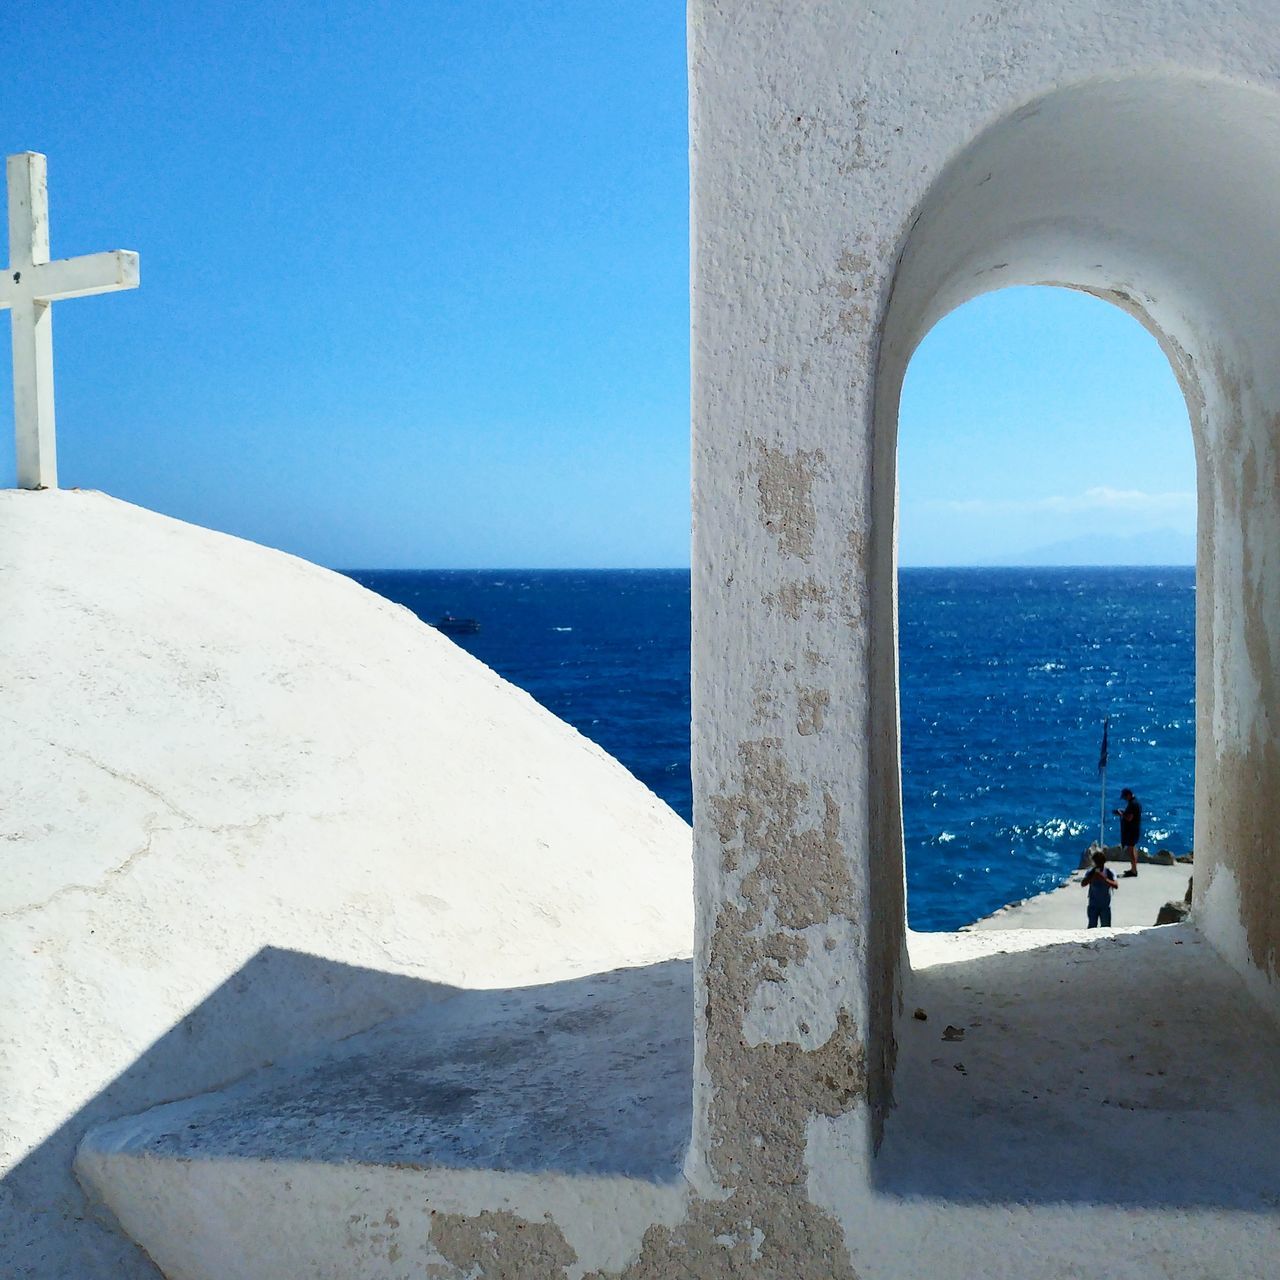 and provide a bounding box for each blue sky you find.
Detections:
[899,288,1194,566]
[2,3,1193,568]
